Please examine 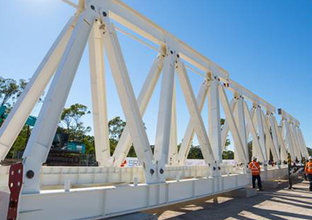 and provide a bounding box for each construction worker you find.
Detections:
[302,157,307,181]
[305,156,312,191]
[249,156,262,190]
